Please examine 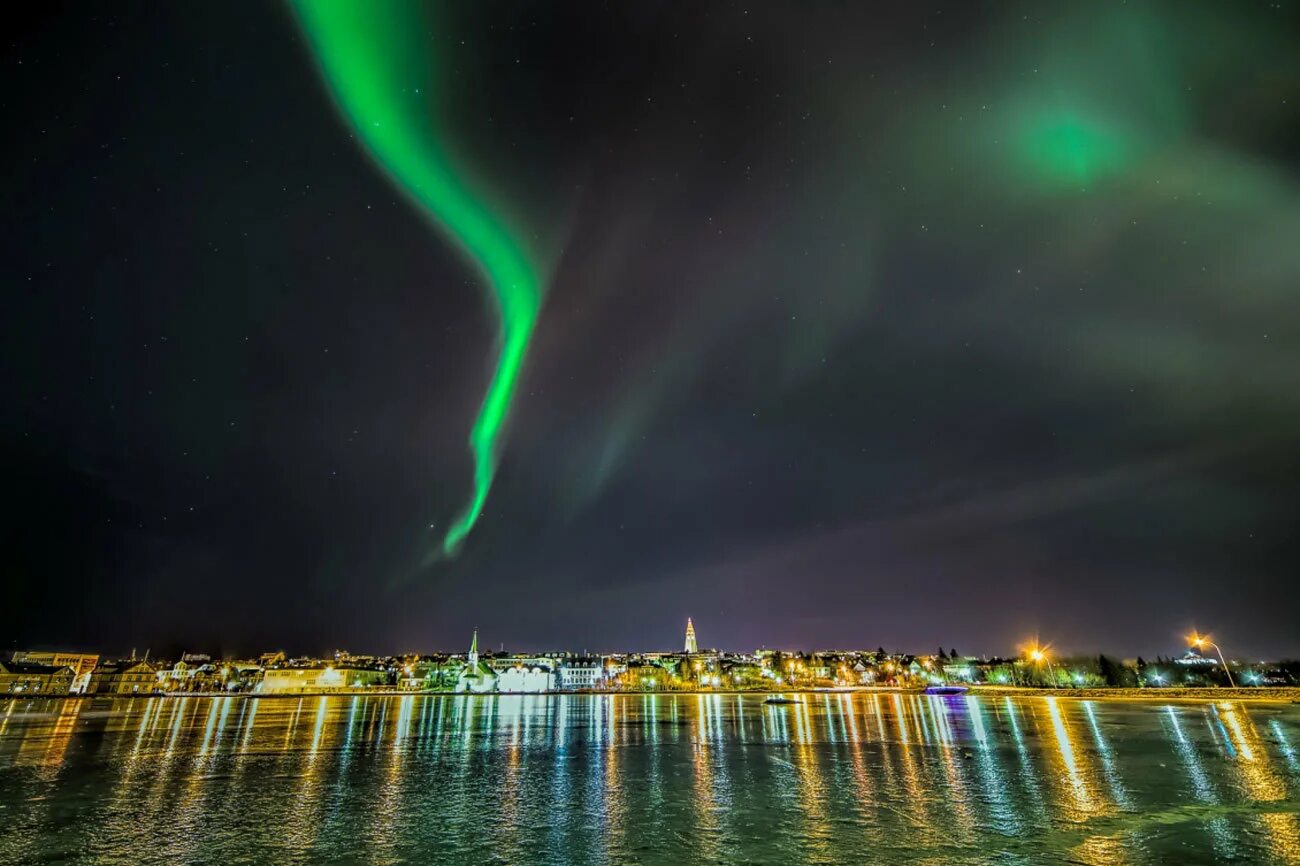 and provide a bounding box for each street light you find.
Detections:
[1025,644,1058,688]
[1188,633,1235,687]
